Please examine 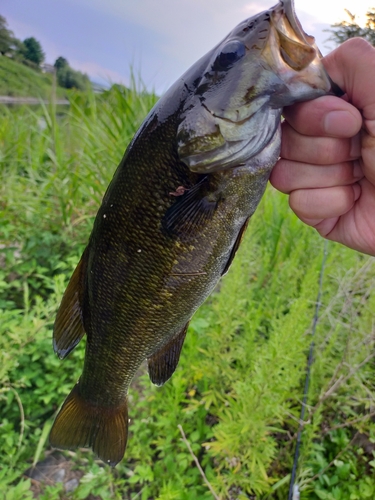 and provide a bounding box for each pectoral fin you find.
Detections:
[163,177,217,239]
[53,250,88,359]
[148,323,189,386]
